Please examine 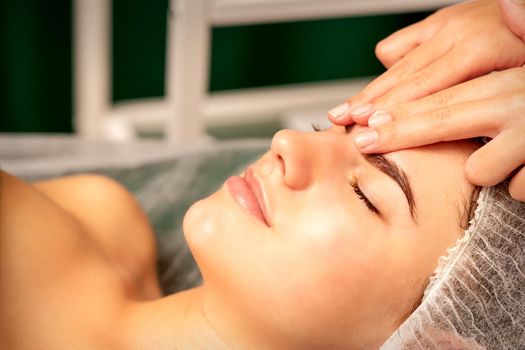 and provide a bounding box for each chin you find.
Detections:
[183,192,217,246]
[183,185,237,263]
